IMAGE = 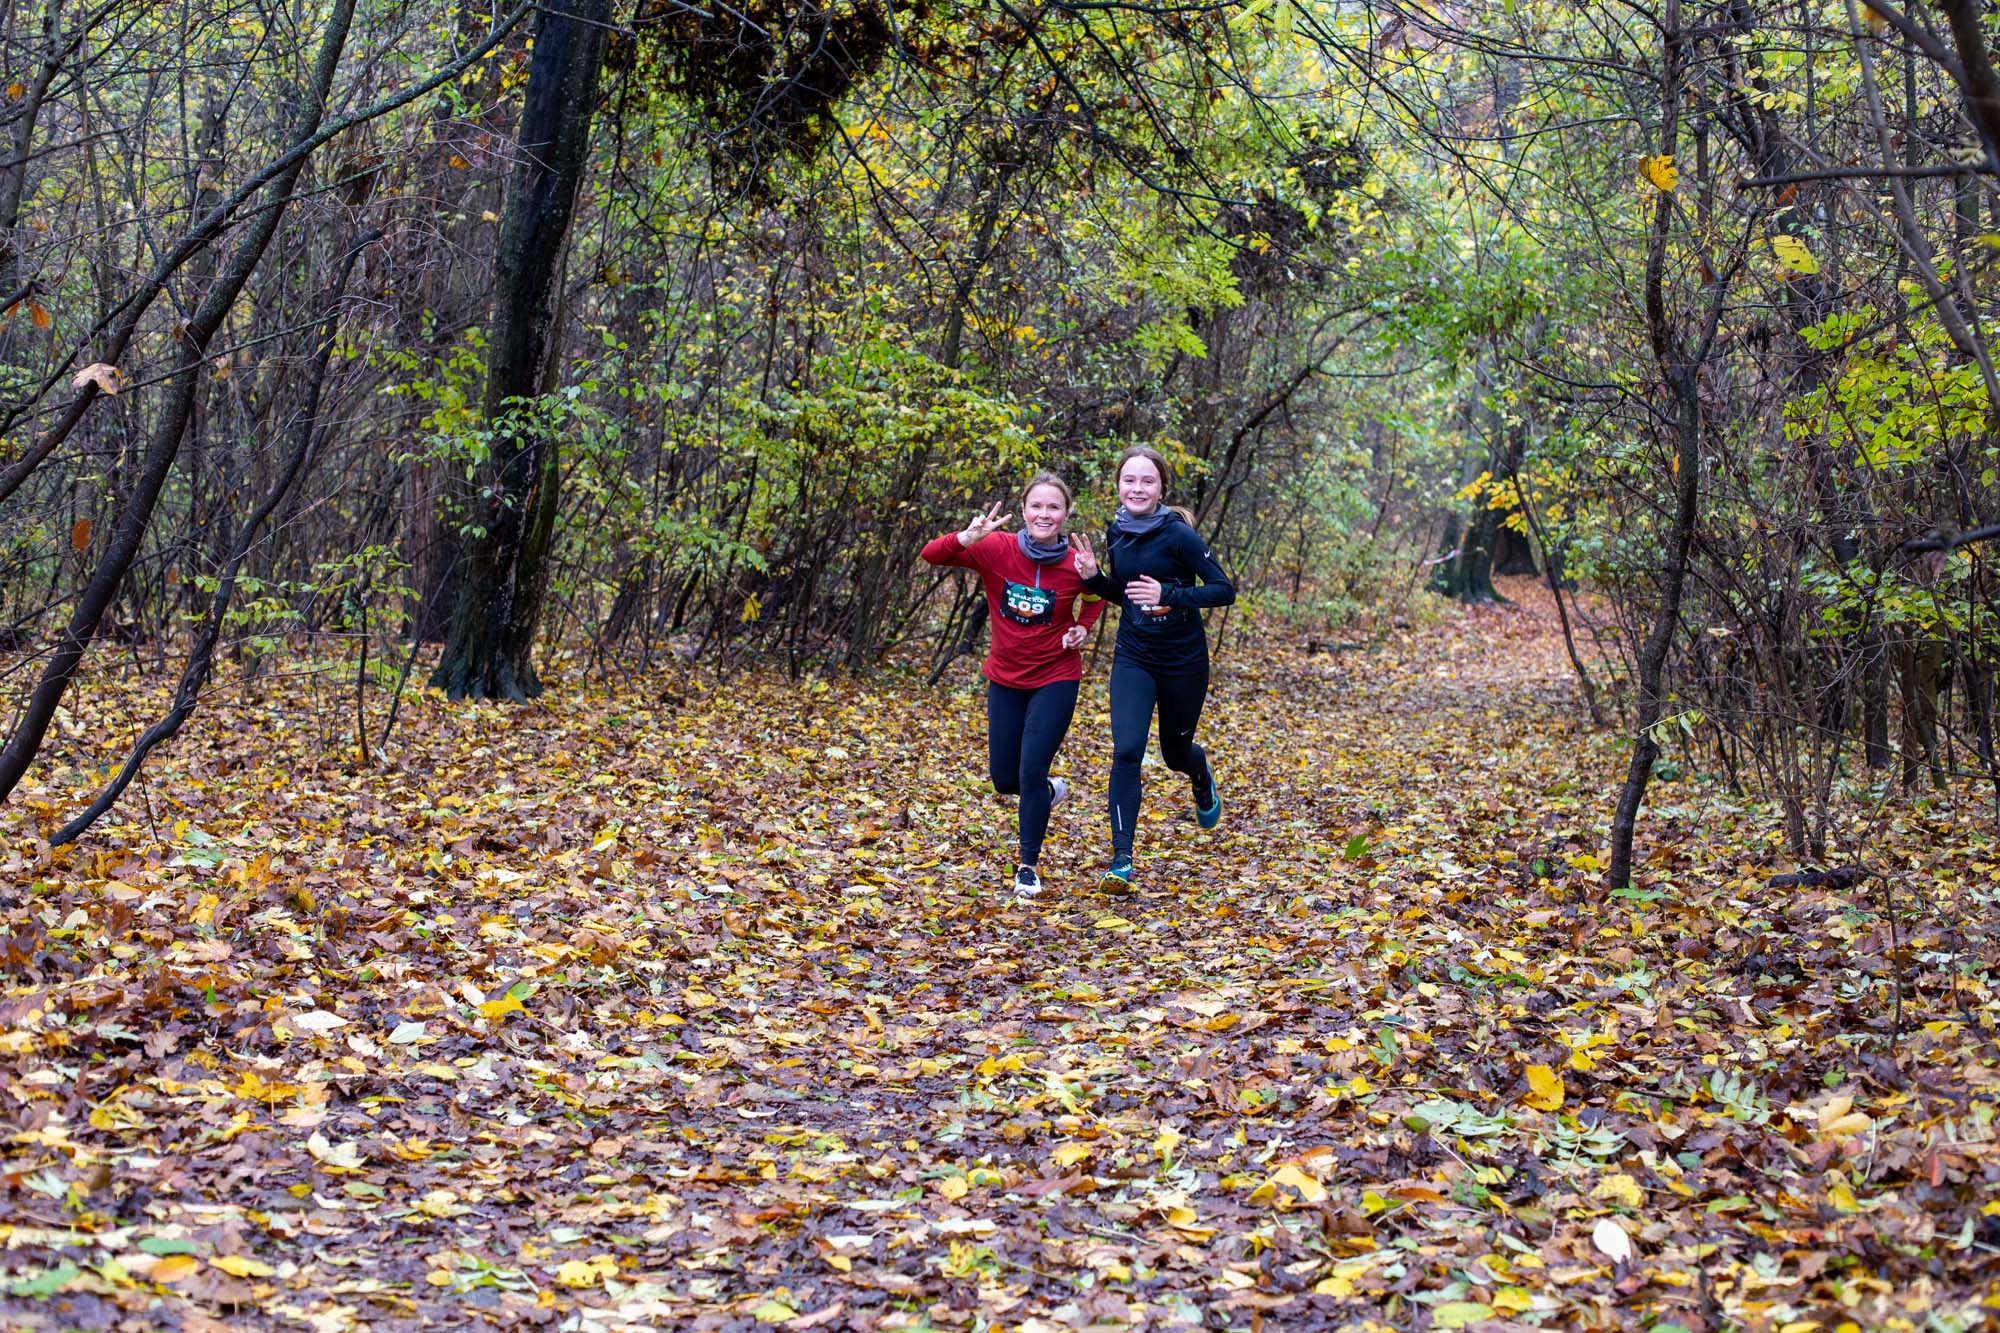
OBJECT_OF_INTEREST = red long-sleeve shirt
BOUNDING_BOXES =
[921,533,1105,689]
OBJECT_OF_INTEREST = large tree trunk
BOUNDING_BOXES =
[1431,367,1524,604]
[429,0,612,700]
[1490,523,1538,577]
[0,0,356,801]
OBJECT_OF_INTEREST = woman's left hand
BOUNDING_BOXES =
[1061,624,1088,650]
[1071,532,1098,579]
[1125,575,1164,606]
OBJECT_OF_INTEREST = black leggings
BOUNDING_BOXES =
[1108,658,1209,858]
[987,678,1080,866]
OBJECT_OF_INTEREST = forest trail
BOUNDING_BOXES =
[3,584,1996,1331]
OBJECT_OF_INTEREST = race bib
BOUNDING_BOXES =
[1002,581,1055,626]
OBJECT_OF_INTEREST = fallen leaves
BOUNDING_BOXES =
[2,579,1997,1331]
[1591,1216,1635,1263]
[1522,1060,1565,1110]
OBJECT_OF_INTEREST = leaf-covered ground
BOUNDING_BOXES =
[4,579,1998,1332]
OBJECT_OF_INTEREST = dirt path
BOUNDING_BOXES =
[2,586,1995,1331]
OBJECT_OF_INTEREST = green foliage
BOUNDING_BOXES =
[1792,307,1989,473]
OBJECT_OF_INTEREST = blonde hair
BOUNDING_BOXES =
[1115,446,1195,525]
[1020,471,1073,512]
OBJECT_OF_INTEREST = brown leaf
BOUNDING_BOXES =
[70,518,91,551]
[70,362,126,395]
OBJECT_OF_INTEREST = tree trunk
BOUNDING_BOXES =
[429,0,611,700]
[1490,523,1538,576]
[1431,502,1501,602]
[1607,0,1705,891]
[1898,637,1946,790]
[1863,632,1892,768]
[1431,370,1521,603]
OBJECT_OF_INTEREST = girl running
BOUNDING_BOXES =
[922,474,1104,897]
[1073,446,1234,887]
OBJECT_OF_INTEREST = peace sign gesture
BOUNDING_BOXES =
[1071,530,1098,579]
[957,501,1011,547]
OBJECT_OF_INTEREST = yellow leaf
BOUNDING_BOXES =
[1522,1064,1565,1111]
[936,1175,969,1200]
[1092,916,1132,931]
[1053,1143,1094,1168]
[1639,154,1678,192]
[1591,1172,1644,1209]
[1828,1181,1862,1212]
[1267,1164,1327,1204]
[416,1189,466,1217]
[1494,1286,1534,1312]
[554,1255,618,1287]
[478,993,525,1021]
[210,1254,275,1278]
[1771,234,1820,275]
[1314,1274,1353,1296]
[152,1254,201,1284]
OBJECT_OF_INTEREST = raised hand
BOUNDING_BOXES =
[1071,531,1098,579]
[1126,574,1164,607]
[958,501,1011,547]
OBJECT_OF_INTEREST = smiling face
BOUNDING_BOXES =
[1118,457,1164,516]
[1022,482,1070,541]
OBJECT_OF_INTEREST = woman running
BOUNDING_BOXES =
[1073,445,1234,888]
[921,474,1104,897]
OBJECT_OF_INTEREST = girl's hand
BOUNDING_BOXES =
[1071,531,1098,579]
[1061,624,1088,650]
[1125,574,1164,606]
[958,502,1011,546]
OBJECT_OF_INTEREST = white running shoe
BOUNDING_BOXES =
[1013,865,1044,897]
[1049,776,1069,807]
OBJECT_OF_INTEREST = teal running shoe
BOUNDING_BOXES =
[1195,761,1222,830]
[1101,855,1135,888]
